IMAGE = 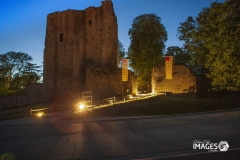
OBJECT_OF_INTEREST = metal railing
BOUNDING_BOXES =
[30,108,49,115]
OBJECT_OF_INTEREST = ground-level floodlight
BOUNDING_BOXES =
[37,112,44,117]
[79,103,85,111]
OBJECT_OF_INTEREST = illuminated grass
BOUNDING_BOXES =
[88,95,240,117]
[1,95,239,121]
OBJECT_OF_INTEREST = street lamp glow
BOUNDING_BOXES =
[79,103,85,110]
[37,112,43,117]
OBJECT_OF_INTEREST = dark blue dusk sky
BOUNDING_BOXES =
[0,0,224,66]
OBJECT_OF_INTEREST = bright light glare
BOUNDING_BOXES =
[37,112,43,117]
[79,103,85,110]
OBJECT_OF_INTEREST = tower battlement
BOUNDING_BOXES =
[101,0,112,4]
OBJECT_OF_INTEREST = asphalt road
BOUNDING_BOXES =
[0,109,240,160]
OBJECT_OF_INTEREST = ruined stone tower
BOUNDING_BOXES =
[43,0,118,98]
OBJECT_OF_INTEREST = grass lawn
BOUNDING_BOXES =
[1,94,239,121]
[87,95,240,117]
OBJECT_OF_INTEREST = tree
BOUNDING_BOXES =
[177,0,240,90]
[177,16,209,74]
[0,67,12,96]
[196,0,240,90]
[0,52,42,96]
[165,46,191,66]
[128,14,167,89]
[118,40,126,66]
[22,62,42,84]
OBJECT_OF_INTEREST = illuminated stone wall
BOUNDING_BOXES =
[85,67,136,101]
[43,0,118,98]
[152,65,196,94]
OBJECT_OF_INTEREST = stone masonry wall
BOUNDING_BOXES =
[85,67,136,101]
[152,65,196,94]
[43,0,118,97]
[0,83,48,109]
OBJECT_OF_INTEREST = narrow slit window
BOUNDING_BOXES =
[89,20,92,25]
[59,33,64,42]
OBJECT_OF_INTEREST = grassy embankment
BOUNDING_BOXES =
[0,94,239,121]
[88,95,239,117]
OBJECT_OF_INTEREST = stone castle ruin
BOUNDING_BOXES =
[152,65,196,94]
[43,0,134,100]
[0,0,197,109]
[0,0,136,109]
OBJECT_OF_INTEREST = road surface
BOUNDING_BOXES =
[0,109,240,159]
